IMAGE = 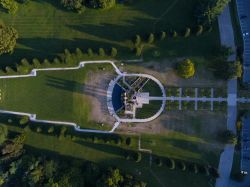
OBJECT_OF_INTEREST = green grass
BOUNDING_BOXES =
[0,64,113,130]
[3,124,214,187]
[141,79,163,96]
[0,0,220,67]
[136,100,162,119]
[141,133,221,166]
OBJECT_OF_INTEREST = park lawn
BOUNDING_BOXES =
[5,124,212,187]
[0,64,113,130]
[141,133,221,167]
[0,0,220,67]
[141,79,163,96]
[136,100,163,119]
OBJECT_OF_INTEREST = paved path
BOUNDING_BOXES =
[236,0,250,83]
[216,4,237,187]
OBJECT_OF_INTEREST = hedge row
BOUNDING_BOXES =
[132,25,212,56]
[153,156,219,178]
[0,47,118,76]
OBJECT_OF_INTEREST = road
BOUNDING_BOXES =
[236,0,250,83]
[216,4,237,187]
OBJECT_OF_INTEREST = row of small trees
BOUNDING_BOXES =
[0,47,118,75]
[133,25,207,56]
[154,157,219,178]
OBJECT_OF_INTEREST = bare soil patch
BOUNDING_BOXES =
[83,70,117,126]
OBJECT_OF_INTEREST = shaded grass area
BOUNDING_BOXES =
[3,123,214,187]
[0,0,220,67]
[141,79,163,96]
[0,64,113,130]
[136,100,162,119]
[141,133,221,166]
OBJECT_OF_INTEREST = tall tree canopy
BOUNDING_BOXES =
[195,0,230,25]
[0,24,18,55]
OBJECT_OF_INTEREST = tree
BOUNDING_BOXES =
[60,0,85,13]
[0,24,18,55]
[134,34,141,46]
[195,0,230,25]
[89,0,116,9]
[99,48,105,56]
[172,30,178,38]
[32,58,41,68]
[147,33,154,44]
[0,0,18,15]
[228,60,242,79]
[48,127,54,134]
[135,44,143,57]
[0,125,8,145]
[97,168,124,187]
[176,59,195,78]
[134,152,142,162]
[196,25,203,36]
[218,130,237,144]
[87,48,94,57]
[111,47,117,57]
[184,27,191,37]
[160,31,166,40]
[19,116,29,125]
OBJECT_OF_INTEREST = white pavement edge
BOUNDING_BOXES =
[0,60,122,134]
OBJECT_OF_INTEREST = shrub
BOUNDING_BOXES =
[147,33,154,44]
[53,57,61,65]
[99,48,105,56]
[93,136,99,143]
[48,126,54,134]
[135,44,143,57]
[160,31,166,40]
[172,31,178,38]
[125,137,131,146]
[43,59,51,67]
[134,34,141,46]
[36,127,42,133]
[111,47,117,57]
[184,27,191,37]
[176,59,195,79]
[5,66,15,74]
[61,0,85,13]
[156,158,162,167]
[21,58,29,66]
[179,161,186,171]
[196,25,203,36]
[75,48,83,58]
[167,159,175,170]
[32,58,41,68]
[87,48,94,57]
[218,130,237,144]
[19,116,29,125]
[134,152,142,162]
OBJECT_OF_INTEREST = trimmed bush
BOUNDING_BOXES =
[111,47,117,57]
[48,126,54,134]
[147,33,154,44]
[196,25,203,36]
[134,34,141,46]
[135,44,143,57]
[87,48,94,57]
[160,31,166,40]
[32,58,41,68]
[125,137,131,146]
[98,48,105,56]
[167,158,175,170]
[184,27,191,37]
[172,31,178,38]
[19,116,29,125]
[36,127,42,133]
[156,158,162,167]
[134,152,142,162]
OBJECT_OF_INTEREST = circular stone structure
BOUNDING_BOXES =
[107,73,166,123]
